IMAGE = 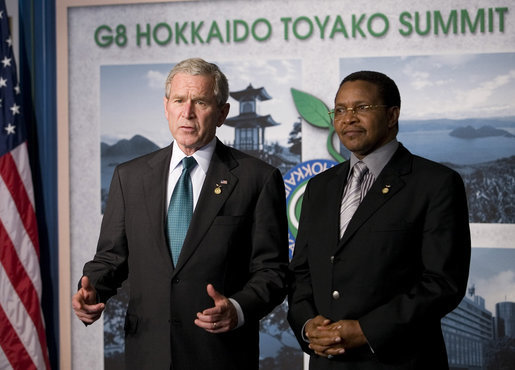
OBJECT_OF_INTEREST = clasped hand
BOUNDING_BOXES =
[305,315,367,357]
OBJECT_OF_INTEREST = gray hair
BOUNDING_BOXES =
[165,58,229,106]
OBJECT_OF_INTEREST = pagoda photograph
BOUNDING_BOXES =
[225,83,301,175]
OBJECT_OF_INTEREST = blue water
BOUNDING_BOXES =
[397,129,515,165]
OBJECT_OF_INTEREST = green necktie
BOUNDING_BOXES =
[167,156,197,266]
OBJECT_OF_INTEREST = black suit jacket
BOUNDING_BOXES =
[288,144,470,370]
[83,139,288,370]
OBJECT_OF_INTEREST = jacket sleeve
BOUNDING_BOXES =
[230,168,289,322]
[287,179,318,354]
[359,169,471,355]
[82,165,129,303]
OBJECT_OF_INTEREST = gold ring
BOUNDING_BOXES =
[212,322,217,329]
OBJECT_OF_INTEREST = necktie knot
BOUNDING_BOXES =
[182,156,197,172]
[352,161,368,182]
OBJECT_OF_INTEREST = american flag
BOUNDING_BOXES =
[0,1,51,369]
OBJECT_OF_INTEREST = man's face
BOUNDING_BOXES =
[333,80,399,159]
[164,73,230,155]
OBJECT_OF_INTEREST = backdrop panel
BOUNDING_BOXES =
[58,1,515,369]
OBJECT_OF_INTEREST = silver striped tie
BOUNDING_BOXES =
[340,161,368,238]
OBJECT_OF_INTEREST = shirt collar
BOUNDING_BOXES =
[170,137,217,175]
[349,139,399,179]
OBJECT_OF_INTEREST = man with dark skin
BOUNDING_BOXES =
[288,71,470,369]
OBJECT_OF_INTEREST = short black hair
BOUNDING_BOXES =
[339,71,401,108]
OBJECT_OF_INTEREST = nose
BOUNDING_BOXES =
[342,109,358,124]
[182,101,195,118]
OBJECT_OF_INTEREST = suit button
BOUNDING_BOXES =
[172,278,180,284]
[330,256,335,264]
[332,290,340,300]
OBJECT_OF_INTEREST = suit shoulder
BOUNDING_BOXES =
[406,155,467,194]
[411,154,462,178]
[224,145,279,174]
[306,161,345,185]
[115,146,170,172]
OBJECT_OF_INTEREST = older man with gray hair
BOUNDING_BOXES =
[73,58,288,370]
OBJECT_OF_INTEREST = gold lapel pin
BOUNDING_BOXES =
[214,184,222,195]
[382,185,391,194]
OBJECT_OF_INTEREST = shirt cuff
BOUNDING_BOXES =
[301,319,311,342]
[229,298,245,329]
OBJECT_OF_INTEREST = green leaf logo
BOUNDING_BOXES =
[290,88,345,163]
[291,88,332,128]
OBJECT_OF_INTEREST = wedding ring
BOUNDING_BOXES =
[212,322,217,329]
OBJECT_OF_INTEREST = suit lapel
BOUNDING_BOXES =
[173,140,238,273]
[143,145,174,271]
[338,145,413,249]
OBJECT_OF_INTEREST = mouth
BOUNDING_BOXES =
[178,125,196,132]
[342,129,365,136]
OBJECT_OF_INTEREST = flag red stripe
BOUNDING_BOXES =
[0,220,50,369]
[0,304,37,370]
[0,152,39,257]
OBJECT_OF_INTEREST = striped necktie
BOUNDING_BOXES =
[340,161,368,238]
[167,156,197,266]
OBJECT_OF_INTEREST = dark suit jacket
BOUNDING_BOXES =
[288,144,471,370]
[83,139,288,370]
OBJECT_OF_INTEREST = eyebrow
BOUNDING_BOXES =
[334,100,370,106]
[170,93,213,102]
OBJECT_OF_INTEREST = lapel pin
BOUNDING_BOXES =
[220,179,228,185]
[382,185,391,194]
[214,184,222,195]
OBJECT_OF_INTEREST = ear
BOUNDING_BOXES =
[163,96,170,120]
[217,103,230,127]
[387,106,400,128]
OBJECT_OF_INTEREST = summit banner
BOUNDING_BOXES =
[92,7,509,48]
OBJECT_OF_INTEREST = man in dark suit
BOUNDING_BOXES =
[288,71,471,369]
[72,58,288,370]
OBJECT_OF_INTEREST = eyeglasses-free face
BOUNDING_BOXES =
[164,73,230,156]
